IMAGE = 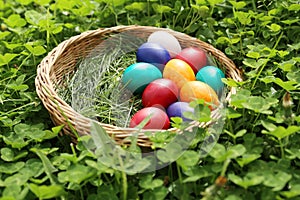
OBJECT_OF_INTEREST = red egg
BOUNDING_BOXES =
[175,47,207,74]
[142,78,179,109]
[129,107,170,129]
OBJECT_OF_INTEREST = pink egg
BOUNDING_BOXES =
[129,107,170,129]
[142,78,179,109]
[175,47,207,74]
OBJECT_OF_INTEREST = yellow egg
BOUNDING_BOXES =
[180,81,219,110]
[163,59,195,89]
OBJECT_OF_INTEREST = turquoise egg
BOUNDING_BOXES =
[122,62,162,94]
[196,66,225,96]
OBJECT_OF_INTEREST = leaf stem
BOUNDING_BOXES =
[122,171,128,200]
[279,139,285,158]
[70,143,78,163]
[251,0,257,12]
[176,163,187,198]
[118,154,128,200]
[251,31,284,90]
[221,159,231,177]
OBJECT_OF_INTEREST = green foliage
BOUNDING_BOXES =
[0,0,299,199]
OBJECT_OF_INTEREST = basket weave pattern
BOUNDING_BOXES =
[35,25,243,147]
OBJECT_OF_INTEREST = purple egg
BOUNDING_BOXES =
[167,102,194,121]
[136,42,171,71]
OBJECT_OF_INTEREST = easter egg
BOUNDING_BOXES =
[180,81,219,109]
[163,59,195,89]
[196,66,225,97]
[147,31,182,58]
[175,47,207,74]
[142,78,179,108]
[167,102,194,121]
[122,62,162,94]
[136,42,171,71]
[129,107,170,129]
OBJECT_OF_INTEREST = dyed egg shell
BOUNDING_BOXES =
[136,42,171,71]
[147,31,182,58]
[163,59,195,89]
[196,66,225,97]
[180,81,219,109]
[122,62,162,94]
[167,102,194,121]
[175,47,207,74]
[142,78,179,109]
[129,107,170,129]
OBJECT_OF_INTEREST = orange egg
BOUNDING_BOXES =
[180,81,219,109]
[163,59,195,89]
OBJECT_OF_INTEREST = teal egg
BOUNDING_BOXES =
[196,66,225,96]
[122,62,162,94]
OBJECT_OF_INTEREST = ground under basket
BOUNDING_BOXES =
[35,25,243,147]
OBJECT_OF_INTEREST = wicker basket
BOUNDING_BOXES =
[35,25,243,147]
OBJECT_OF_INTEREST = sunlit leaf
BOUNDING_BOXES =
[267,23,281,32]
[228,172,264,189]
[0,53,19,66]
[29,184,66,199]
[16,0,33,5]
[246,51,260,59]
[3,14,27,28]
[125,2,147,11]
[58,164,96,184]
[236,154,261,167]
[24,44,47,56]
[0,162,25,174]
[176,150,200,170]
[273,78,297,91]
[25,10,44,25]
[281,184,300,198]
[207,0,224,6]
[262,126,300,140]
[229,1,247,10]
[243,58,268,68]
[139,174,163,190]
[0,31,11,40]
[235,11,252,25]
[263,171,292,191]
[288,4,300,11]
[152,3,172,13]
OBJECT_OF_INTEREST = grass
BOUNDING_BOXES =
[59,36,144,127]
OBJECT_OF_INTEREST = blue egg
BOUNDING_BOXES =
[196,66,225,97]
[167,102,194,121]
[136,42,171,71]
[122,62,162,94]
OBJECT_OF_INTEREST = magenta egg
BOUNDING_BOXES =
[167,102,194,121]
[142,78,179,109]
[175,47,207,74]
[136,42,171,71]
[129,107,170,129]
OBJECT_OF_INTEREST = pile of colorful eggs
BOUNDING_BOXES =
[121,31,225,130]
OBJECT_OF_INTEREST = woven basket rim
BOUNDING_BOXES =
[35,25,243,147]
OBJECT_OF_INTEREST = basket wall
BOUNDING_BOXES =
[35,25,243,147]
